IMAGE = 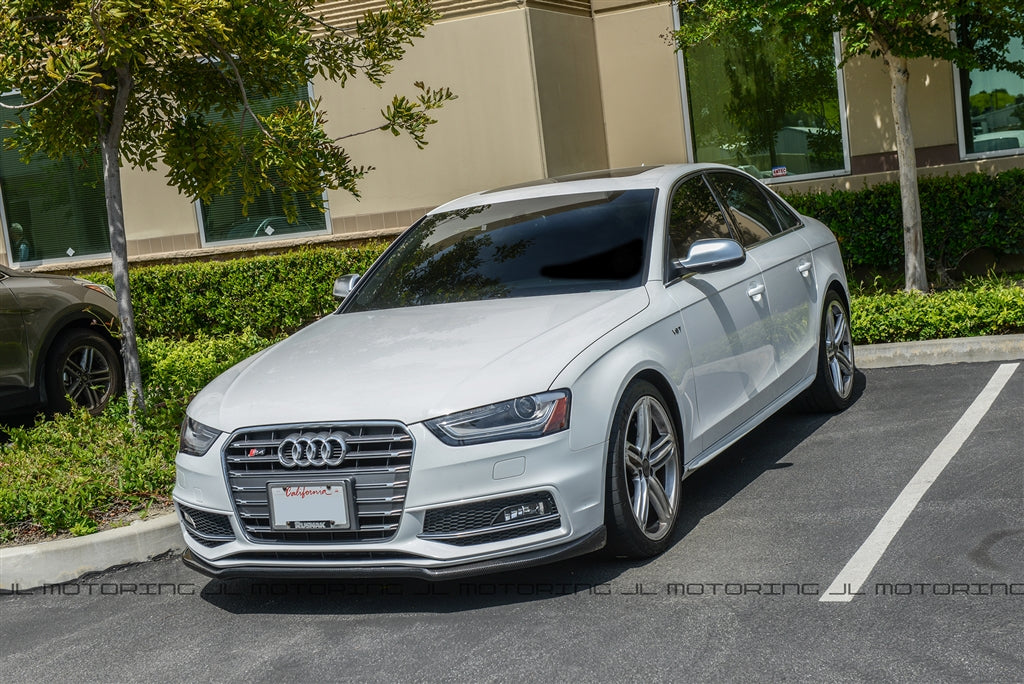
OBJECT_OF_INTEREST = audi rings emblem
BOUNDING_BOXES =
[278,432,349,468]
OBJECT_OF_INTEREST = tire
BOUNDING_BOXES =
[604,379,682,558]
[803,290,855,412]
[45,328,123,415]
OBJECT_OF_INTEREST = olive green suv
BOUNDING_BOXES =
[0,264,122,416]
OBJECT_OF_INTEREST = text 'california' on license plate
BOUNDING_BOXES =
[268,481,352,530]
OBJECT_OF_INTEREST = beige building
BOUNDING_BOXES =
[2,0,1022,270]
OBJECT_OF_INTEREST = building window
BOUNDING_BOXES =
[678,19,848,181]
[198,84,330,245]
[1,94,110,266]
[956,32,1024,157]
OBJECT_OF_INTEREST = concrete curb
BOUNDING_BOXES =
[1,514,183,591]
[855,334,1023,368]
[1,335,1020,590]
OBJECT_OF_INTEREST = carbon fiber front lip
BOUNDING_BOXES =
[181,526,606,582]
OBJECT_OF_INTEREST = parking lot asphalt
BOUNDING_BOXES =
[0,338,1021,682]
[1,334,1021,591]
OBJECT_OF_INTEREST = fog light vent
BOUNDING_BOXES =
[420,492,560,546]
[178,503,236,548]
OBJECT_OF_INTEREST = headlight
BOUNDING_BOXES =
[73,277,115,300]
[425,390,570,446]
[179,416,222,456]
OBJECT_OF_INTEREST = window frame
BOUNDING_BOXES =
[663,171,738,283]
[672,16,853,184]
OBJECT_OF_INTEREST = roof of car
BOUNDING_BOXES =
[430,163,734,214]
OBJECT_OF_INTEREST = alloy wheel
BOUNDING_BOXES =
[824,299,854,399]
[622,395,680,541]
[62,343,114,409]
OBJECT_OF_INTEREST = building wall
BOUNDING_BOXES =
[120,160,202,256]
[319,6,549,228]
[843,52,961,173]
[593,3,689,168]
[529,8,609,176]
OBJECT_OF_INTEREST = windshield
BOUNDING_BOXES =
[346,189,656,312]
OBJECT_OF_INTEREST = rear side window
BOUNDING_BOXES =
[769,193,802,231]
[707,172,784,247]
[666,176,733,262]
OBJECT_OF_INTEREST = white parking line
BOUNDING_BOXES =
[820,362,1020,603]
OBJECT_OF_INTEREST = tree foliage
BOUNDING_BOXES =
[674,1,1024,73]
[0,0,455,417]
[673,1,1024,292]
[1,0,453,213]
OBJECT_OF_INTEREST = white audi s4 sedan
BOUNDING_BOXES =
[174,164,856,580]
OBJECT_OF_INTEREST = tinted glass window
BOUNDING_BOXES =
[956,27,1023,157]
[768,193,802,230]
[1,93,110,264]
[667,176,733,262]
[198,83,328,244]
[679,13,846,179]
[347,190,655,312]
[707,173,783,246]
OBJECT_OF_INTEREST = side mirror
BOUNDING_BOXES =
[332,273,361,302]
[672,238,745,276]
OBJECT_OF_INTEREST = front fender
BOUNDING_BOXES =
[554,290,697,462]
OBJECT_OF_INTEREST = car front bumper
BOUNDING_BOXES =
[180,526,607,581]
[173,423,608,580]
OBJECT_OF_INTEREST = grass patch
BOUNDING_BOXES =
[0,331,281,544]
[0,400,179,543]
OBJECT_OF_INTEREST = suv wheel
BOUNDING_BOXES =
[45,328,123,415]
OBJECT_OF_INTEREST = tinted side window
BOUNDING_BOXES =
[769,193,802,231]
[708,173,783,246]
[667,176,733,263]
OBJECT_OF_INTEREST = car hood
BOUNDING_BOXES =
[190,289,649,431]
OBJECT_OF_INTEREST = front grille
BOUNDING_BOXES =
[421,492,561,546]
[224,422,413,544]
[178,503,235,548]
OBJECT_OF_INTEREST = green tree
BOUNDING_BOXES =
[673,1,1024,292]
[0,0,455,418]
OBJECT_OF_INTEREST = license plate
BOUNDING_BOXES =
[268,481,352,530]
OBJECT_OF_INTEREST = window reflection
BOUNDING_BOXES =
[957,30,1024,156]
[680,18,846,179]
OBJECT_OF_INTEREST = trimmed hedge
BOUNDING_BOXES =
[785,169,1024,273]
[84,244,386,339]
[78,240,1022,348]
[138,330,281,403]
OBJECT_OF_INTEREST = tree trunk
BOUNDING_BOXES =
[887,55,929,292]
[99,67,146,419]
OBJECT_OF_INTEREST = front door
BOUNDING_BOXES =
[664,174,776,455]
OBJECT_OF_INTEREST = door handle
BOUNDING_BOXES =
[798,260,813,278]
[747,282,765,301]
